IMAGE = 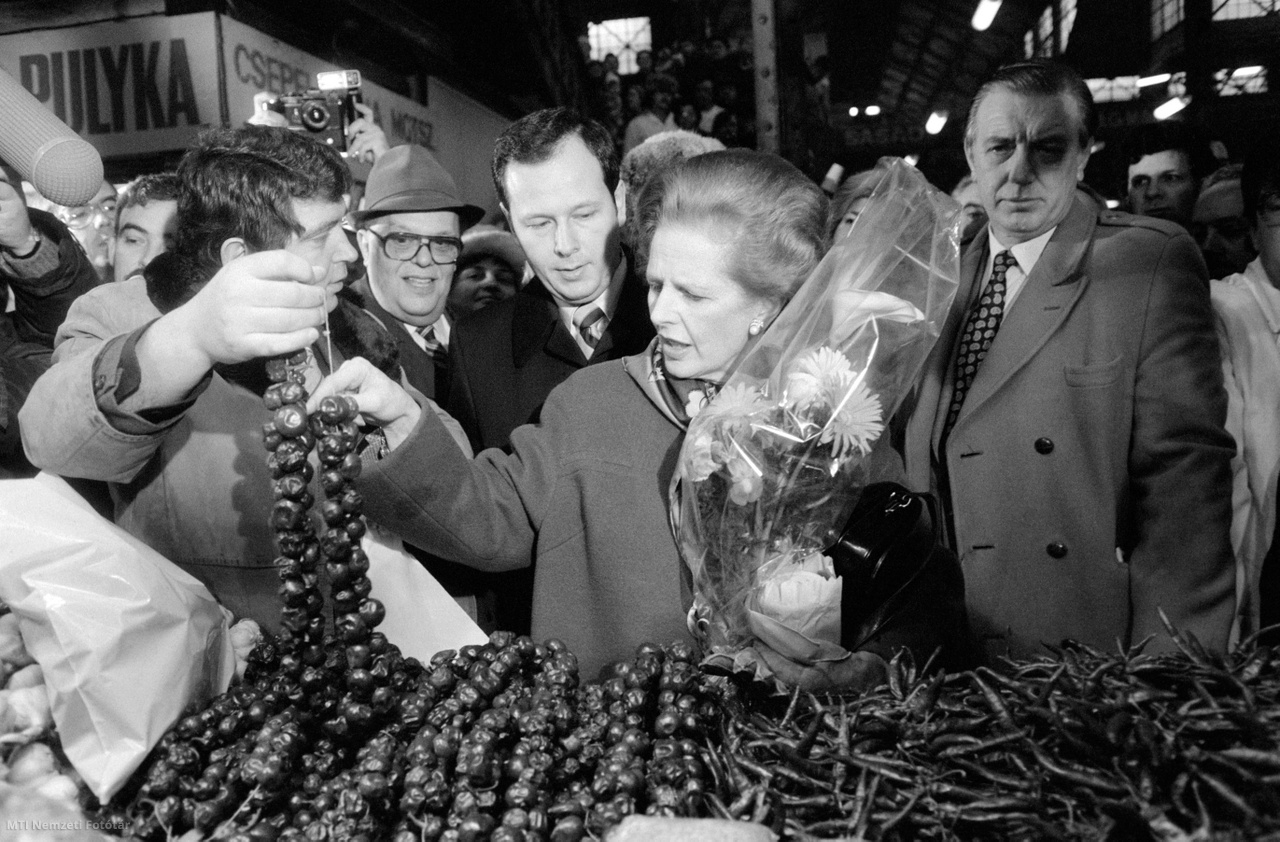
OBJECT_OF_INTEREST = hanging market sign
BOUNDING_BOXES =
[0,14,220,157]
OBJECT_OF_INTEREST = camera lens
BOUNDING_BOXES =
[301,103,331,131]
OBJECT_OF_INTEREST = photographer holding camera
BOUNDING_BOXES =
[249,71,389,167]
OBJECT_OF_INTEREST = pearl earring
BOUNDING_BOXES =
[748,317,764,336]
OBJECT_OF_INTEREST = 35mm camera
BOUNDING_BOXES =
[259,70,363,152]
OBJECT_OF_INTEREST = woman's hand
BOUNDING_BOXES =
[308,358,422,449]
[753,645,889,694]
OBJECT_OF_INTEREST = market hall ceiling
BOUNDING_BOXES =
[0,0,1173,135]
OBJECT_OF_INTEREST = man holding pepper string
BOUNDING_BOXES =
[20,127,465,628]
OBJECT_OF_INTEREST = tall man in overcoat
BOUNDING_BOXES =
[901,61,1236,662]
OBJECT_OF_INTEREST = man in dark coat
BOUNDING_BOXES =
[0,162,98,477]
[901,61,1235,663]
[446,108,656,634]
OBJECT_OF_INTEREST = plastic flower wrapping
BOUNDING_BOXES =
[672,158,961,672]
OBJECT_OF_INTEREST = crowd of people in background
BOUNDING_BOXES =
[2,53,1278,688]
[582,36,757,154]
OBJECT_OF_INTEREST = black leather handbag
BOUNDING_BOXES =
[825,482,978,672]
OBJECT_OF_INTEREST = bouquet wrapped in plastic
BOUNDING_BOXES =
[673,158,961,670]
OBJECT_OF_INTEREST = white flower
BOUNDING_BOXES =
[785,347,855,412]
[726,452,764,505]
[683,428,723,482]
[685,389,712,419]
[822,379,884,459]
[700,383,766,435]
[750,552,842,647]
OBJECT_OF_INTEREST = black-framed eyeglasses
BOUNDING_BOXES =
[367,230,462,264]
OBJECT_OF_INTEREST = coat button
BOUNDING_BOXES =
[1035,437,1054,454]
[1047,542,1068,559]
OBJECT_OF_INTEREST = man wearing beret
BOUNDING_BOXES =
[348,145,485,404]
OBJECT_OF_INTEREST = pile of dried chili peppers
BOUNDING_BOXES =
[707,620,1280,840]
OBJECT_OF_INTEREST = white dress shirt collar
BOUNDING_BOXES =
[559,254,628,355]
[985,226,1056,310]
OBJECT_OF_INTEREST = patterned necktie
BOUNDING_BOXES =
[943,250,1016,438]
[576,307,607,350]
[416,324,447,365]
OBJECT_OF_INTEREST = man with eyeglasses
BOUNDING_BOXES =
[1211,143,1280,644]
[46,179,118,284]
[349,145,484,405]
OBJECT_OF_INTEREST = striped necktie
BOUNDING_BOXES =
[416,324,447,365]
[575,307,607,350]
[943,250,1015,438]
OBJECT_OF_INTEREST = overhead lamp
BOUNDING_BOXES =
[925,110,948,135]
[865,105,882,116]
[1137,73,1172,88]
[848,106,859,117]
[1232,66,1263,78]
[971,0,1002,32]
[904,154,920,167]
[1153,96,1188,120]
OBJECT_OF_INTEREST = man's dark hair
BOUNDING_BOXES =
[1242,140,1280,223]
[491,108,619,208]
[1123,122,1216,181]
[115,172,180,234]
[175,126,351,280]
[965,59,1096,151]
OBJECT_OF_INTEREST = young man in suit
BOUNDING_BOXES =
[446,108,655,634]
[349,145,484,404]
[901,60,1235,663]
[447,108,654,455]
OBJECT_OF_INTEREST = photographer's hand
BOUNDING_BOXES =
[346,103,390,165]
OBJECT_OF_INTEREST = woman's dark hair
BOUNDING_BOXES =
[491,108,619,207]
[175,126,351,281]
[632,149,828,306]
[827,167,888,242]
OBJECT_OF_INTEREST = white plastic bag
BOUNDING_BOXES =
[0,473,235,802]
[363,526,488,662]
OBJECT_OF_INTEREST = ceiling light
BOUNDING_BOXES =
[1231,66,1263,78]
[1105,199,1120,209]
[848,106,859,117]
[1137,73,1172,88]
[925,110,948,135]
[865,105,881,116]
[904,154,920,167]
[971,0,1002,32]
[1153,96,1187,120]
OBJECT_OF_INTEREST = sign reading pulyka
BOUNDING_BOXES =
[0,14,220,157]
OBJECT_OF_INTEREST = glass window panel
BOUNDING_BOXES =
[1213,0,1277,20]
[588,17,652,75]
